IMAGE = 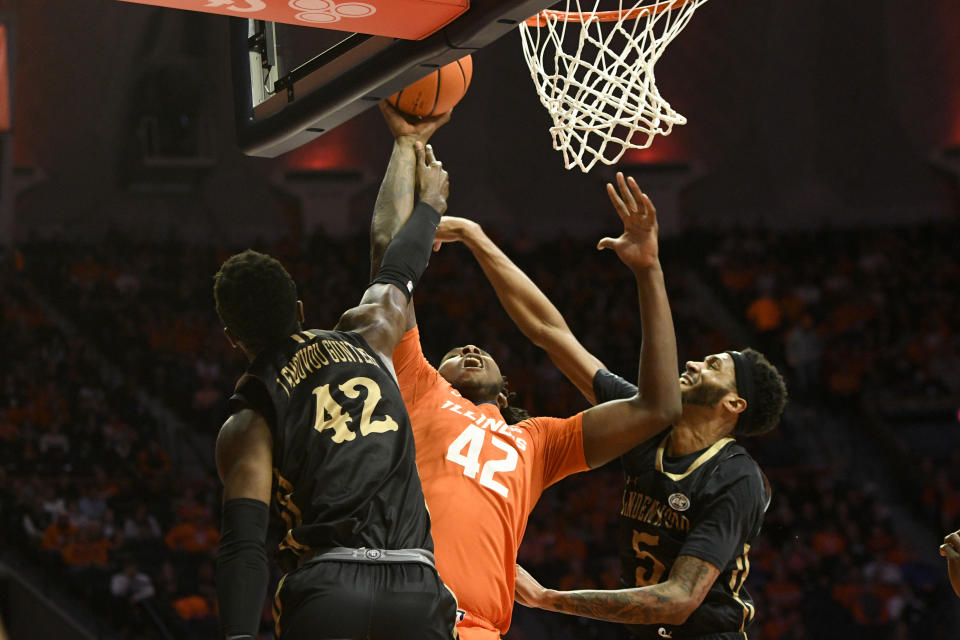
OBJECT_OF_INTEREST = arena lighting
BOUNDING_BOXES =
[282,128,356,172]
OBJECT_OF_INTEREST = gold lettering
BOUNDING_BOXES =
[315,343,330,366]
[620,491,691,533]
[294,352,307,381]
[301,350,315,375]
[343,342,362,362]
[322,340,340,363]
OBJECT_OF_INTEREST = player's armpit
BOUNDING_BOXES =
[336,285,409,363]
[215,409,273,504]
[580,396,676,469]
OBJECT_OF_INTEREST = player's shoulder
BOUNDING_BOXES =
[717,439,758,466]
[620,432,663,470]
[513,412,585,459]
[303,327,343,342]
[707,441,765,489]
[515,412,581,433]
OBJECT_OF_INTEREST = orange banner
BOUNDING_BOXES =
[117,0,469,40]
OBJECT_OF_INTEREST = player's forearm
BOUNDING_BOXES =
[464,225,603,397]
[370,139,417,277]
[463,226,567,345]
[540,582,691,626]
[215,499,270,639]
[632,261,682,423]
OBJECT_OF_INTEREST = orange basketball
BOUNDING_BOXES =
[387,55,473,118]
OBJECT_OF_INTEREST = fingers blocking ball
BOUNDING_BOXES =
[388,55,473,118]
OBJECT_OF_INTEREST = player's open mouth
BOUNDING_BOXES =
[680,373,694,384]
[462,355,484,369]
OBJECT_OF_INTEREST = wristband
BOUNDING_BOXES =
[216,498,269,640]
[371,201,441,301]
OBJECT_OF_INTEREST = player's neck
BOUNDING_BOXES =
[241,343,259,362]
[668,418,731,456]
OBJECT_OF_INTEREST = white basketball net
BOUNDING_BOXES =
[519,0,708,172]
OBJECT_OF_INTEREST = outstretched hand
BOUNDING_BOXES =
[942,529,960,560]
[432,216,479,252]
[597,172,659,271]
[415,142,449,215]
[514,564,549,609]
[379,101,451,145]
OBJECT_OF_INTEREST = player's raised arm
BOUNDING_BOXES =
[515,554,719,626]
[433,216,605,402]
[572,174,681,467]
[369,102,450,278]
[338,142,448,364]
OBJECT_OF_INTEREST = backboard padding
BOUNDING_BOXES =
[233,0,559,157]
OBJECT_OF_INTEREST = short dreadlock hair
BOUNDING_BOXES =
[733,348,787,437]
[499,375,530,425]
[213,250,298,354]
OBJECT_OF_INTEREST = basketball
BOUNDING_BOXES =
[387,55,473,118]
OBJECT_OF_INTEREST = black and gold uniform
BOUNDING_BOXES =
[231,329,457,640]
[595,369,769,640]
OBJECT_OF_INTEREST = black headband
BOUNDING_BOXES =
[726,350,757,433]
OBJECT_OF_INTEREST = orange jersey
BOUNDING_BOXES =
[394,327,590,635]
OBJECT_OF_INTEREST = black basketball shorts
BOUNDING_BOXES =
[273,559,458,640]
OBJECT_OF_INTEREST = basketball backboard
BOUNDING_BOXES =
[119,0,560,157]
[230,0,558,157]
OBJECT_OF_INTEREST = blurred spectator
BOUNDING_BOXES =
[164,507,218,555]
[123,502,163,542]
[42,513,75,553]
[77,484,108,523]
[3,221,958,640]
[110,557,157,636]
[110,558,156,603]
[784,314,821,399]
[137,439,172,476]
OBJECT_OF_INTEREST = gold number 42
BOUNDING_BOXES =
[312,377,398,443]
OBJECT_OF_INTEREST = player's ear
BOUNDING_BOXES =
[497,376,509,408]
[722,393,746,417]
[296,300,305,326]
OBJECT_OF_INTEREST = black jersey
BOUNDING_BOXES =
[594,369,769,640]
[230,329,433,572]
